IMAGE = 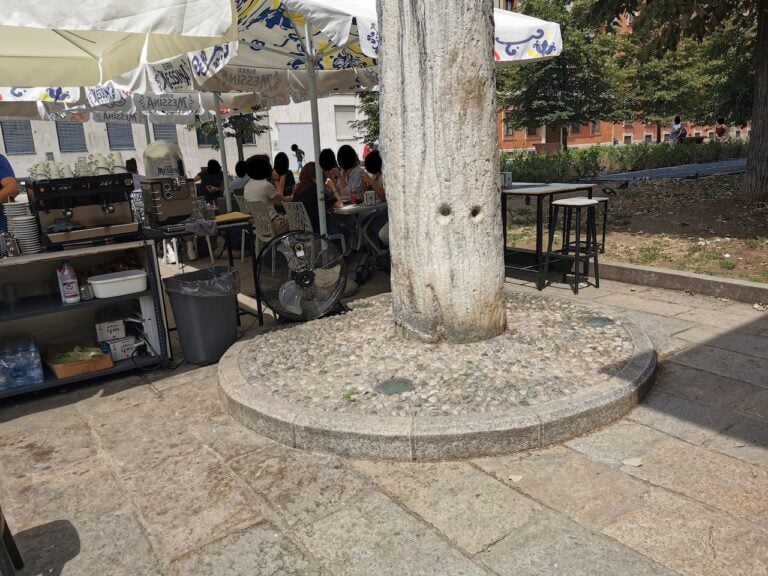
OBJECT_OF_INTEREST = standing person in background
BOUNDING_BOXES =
[0,154,20,233]
[715,117,728,139]
[125,158,143,191]
[670,116,685,144]
[291,144,305,171]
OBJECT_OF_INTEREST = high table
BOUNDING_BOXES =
[501,182,596,289]
[332,202,386,252]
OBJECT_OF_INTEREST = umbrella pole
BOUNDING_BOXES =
[305,21,327,235]
[144,116,152,144]
[214,92,233,212]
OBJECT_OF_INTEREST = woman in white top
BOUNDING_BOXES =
[243,155,289,234]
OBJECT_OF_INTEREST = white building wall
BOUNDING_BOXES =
[265,94,364,166]
[0,119,271,180]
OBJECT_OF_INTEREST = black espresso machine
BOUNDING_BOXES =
[28,174,139,245]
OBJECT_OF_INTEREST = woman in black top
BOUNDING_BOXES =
[194,159,224,204]
[273,152,295,197]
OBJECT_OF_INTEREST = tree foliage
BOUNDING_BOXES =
[497,0,618,148]
[587,0,767,203]
[350,91,380,145]
[190,112,268,161]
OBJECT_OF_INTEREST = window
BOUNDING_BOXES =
[526,126,539,137]
[334,105,357,140]
[504,0,514,10]
[0,120,35,155]
[55,121,87,153]
[591,120,601,135]
[570,125,581,135]
[735,130,742,138]
[106,122,135,150]
[196,127,218,147]
[663,133,671,142]
[623,135,632,145]
[623,121,633,128]
[694,132,701,138]
[708,131,715,140]
[152,123,178,144]
[503,112,514,137]
[644,134,653,143]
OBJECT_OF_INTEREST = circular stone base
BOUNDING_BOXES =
[219,293,656,461]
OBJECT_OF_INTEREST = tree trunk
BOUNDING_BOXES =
[745,0,768,203]
[236,133,245,162]
[561,125,568,151]
[379,0,506,343]
[656,122,662,143]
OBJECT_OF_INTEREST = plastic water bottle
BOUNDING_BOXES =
[57,260,81,304]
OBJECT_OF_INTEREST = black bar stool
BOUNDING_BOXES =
[545,197,600,294]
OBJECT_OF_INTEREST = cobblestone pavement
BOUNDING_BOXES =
[1,274,767,575]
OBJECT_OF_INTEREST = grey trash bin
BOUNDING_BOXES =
[164,266,239,365]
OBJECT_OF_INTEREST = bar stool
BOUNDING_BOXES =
[594,196,609,253]
[545,197,600,294]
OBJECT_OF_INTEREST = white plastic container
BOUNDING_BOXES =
[87,270,148,299]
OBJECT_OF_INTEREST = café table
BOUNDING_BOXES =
[501,182,596,289]
[332,202,387,252]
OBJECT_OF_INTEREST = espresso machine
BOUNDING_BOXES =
[29,174,138,245]
[140,140,197,229]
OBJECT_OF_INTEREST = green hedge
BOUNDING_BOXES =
[500,139,749,182]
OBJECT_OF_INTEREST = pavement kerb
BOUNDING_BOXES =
[598,260,768,304]
[217,312,657,462]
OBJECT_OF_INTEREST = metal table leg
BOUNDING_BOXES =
[535,195,544,290]
[501,192,508,250]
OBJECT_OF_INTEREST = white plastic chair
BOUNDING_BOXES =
[282,201,347,255]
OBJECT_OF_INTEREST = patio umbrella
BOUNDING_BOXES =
[0,0,237,86]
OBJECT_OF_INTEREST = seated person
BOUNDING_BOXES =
[363,150,388,248]
[225,160,250,205]
[194,159,224,204]
[326,144,365,202]
[273,152,295,197]
[318,148,340,193]
[292,162,348,242]
[243,155,289,234]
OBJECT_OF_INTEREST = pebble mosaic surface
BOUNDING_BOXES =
[238,293,635,417]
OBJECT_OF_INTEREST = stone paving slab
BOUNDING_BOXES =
[121,447,262,561]
[170,521,323,576]
[602,490,768,576]
[619,436,768,526]
[473,446,650,530]
[294,491,488,576]
[628,390,739,445]
[478,509,677,576]
[671,345,768,389]
[351,460,542,555]
[228,446,375,529]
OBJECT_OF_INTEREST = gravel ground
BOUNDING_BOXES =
[238,293,635,417]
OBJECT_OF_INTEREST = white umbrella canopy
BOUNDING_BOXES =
[0,0,237,86]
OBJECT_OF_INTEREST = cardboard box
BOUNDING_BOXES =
[95,319,125,342]
[103,336,139,362]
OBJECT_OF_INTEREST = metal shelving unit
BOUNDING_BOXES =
[0,239,170,399]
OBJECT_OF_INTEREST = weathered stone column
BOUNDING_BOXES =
[379,0,506,343]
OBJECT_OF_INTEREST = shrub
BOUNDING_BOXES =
[500,139,749,182]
